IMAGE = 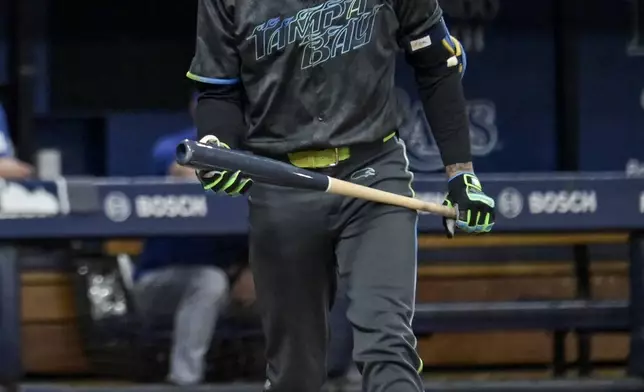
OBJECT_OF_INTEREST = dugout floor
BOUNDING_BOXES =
[5,370,644,392]
[6,379,644,392]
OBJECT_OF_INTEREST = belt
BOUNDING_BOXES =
[287,132,397,169]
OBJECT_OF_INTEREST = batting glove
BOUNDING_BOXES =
[442,172,495,237]
[196,135,253,197]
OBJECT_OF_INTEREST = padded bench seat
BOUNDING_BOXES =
[413,300,630,334]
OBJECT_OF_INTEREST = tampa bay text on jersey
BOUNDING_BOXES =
[246,0,383,69]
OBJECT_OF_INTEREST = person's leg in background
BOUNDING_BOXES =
[134,266,229,385]
[335,140,424,391]
[170,266,229,385]
[248,183,337,392]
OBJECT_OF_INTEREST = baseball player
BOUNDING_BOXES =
[186,0,496,390]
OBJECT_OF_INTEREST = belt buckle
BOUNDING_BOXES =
[328,148,340,167]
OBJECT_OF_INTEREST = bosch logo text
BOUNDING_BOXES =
[528,191,597,215]
[135,195,208,218]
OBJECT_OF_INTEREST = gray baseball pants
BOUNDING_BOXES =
[249,137,424,392]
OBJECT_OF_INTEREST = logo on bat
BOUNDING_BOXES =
[350,167,376,180]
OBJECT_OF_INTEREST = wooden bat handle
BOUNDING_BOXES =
[327,177,457,219]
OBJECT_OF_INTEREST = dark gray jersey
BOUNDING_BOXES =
[188,0,443,154]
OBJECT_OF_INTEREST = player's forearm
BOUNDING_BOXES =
[194,82,246,148]
[445,162,474,178]
[414,66,472,171]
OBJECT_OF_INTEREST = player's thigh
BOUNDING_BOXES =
[336,137,417,301]
[337,205,418,320]
[248,183,336,311]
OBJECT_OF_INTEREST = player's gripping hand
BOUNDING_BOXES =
[195,135,253,197]
[442,172,495,238]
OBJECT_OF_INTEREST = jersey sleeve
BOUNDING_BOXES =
[394,0,444,53]
[187,0,240,85]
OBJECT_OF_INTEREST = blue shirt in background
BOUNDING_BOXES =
[135,128,243,280]
[149,128,196,176]
[0,104,15,158]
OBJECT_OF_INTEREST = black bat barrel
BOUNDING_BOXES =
[176,139,330,191]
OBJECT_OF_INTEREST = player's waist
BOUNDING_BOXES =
[261,131,398,169]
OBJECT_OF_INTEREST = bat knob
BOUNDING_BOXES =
[175,140,194,166]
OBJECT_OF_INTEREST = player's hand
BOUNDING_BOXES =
[442,172,495,237]
[195,135,253,197]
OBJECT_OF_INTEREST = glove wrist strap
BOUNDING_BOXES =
[448,171,475,182]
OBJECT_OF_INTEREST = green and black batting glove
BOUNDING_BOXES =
[195,135,253,197]
[442,172,495,238]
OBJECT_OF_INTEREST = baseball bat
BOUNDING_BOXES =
[176,139,457,218]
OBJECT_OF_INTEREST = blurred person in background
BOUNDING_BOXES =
[133,94,246,386]
[0,103,34,179]
[151,93,200,178]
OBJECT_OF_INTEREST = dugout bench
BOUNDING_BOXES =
[413,234,631,374]
[0,173,643,392]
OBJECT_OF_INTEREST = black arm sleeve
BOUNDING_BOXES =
[407,47,472,166]
[194,82,246,149]
[188,0,246,148]
[395,0,472,166]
